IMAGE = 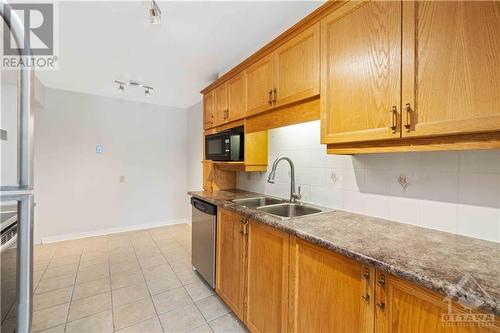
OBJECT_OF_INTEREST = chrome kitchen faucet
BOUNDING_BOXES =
[267,156,302,203]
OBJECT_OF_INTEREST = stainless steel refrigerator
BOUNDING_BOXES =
[1,4,35,333]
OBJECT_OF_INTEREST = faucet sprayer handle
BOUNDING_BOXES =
[292,186,302,202]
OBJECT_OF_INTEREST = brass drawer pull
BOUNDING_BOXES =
[390,106,397,134]
[362,294,370,304]
[268,90,273,105]
[377,302,385,311]
[404,103,411,132]
[361,268,369,280]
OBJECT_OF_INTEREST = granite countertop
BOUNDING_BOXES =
[189,189,500,315]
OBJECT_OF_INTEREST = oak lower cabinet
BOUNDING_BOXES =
[289,236,374,333]
[375,272,500,333]
[216,208,247,320]
[215,213,498,333]
[246,220,289,333]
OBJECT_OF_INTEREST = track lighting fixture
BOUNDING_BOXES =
[114,80,154,97]
[149,0,161,25]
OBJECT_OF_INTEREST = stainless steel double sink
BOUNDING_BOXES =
[231,196,327,220]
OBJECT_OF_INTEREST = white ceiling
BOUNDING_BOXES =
[36,1,324,109]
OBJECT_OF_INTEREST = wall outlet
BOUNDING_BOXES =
[96,145,103,154]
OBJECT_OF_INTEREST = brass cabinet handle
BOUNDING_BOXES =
[239,218,245,234]
[272,88,277,104]
[362,294,370,304]
[376,274,385,287]
[361,268,370,280]
[390,106,398,134]
[377,302,385,311]
[404,103,411,132]
[268,89,273,105]
[239,218,248,235]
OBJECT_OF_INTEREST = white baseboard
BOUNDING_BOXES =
[41,218,190,244]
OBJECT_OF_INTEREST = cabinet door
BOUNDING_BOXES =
[214,83,228,126]
[320,1,402,144]
[246,220,289,333]
[289,237,374,333]
[227,72,246,122]
[402,1,500,137]
[245,54,274,116]
[216,208,246,321]
[375,272,500,333]
[274,22,320,107]
[203,91,215,129]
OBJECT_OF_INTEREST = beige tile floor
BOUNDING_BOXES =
[19,224,248,333]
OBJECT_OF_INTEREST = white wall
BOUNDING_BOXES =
[237,121,500,243]
[34,88,189,243]
[186,102,203,220]
[1,82,18,186]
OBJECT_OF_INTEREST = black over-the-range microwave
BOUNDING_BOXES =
[205,126,244,161]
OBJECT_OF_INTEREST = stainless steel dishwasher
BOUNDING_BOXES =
[191,197,217,288]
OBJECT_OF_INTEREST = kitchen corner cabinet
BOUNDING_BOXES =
[320,1,402,144]
[401,1,500,138]
[288,236,374,333]
[203,91,215,129]
[375,272,500,333]
[246,220,289,333]
[216,208,247,320]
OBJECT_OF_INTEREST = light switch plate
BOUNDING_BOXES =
[0,129,7,141]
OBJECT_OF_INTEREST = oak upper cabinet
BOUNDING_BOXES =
[216,208,247,321]
[289,237,374,333]
[227,72,246,122]
[245,53,274,116]
[213,83,228,126]
[375,272,500,333]
[203,91,215,129]
[246,220,289,333]
[401,1,500,138]
[321,1,402,144]
[273,22,320,107]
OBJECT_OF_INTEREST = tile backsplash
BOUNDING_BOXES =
[236,121,500,243]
